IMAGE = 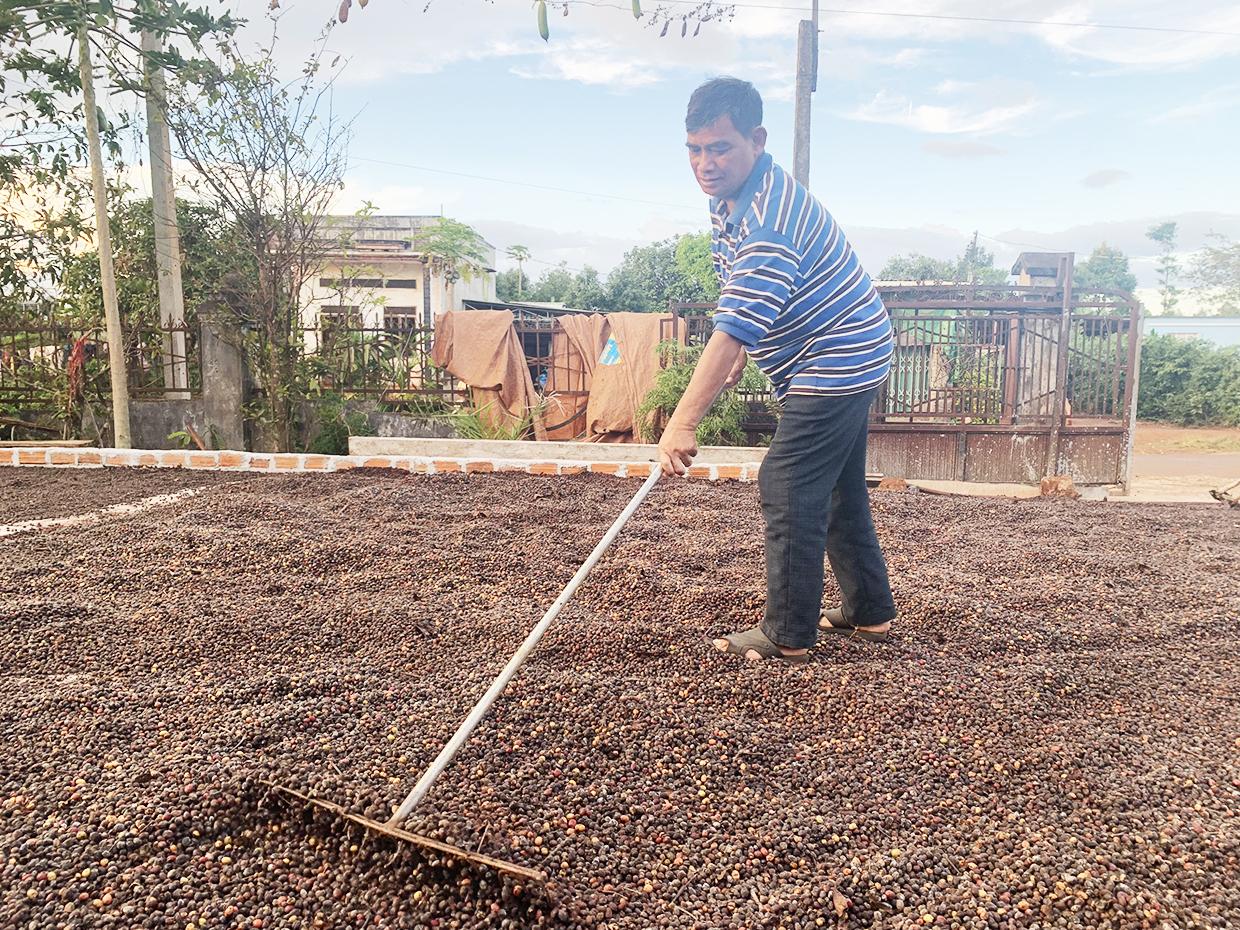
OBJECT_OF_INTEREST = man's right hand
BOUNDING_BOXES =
[658,424,699,477]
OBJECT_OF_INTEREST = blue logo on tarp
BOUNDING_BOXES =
[598,336,621,366]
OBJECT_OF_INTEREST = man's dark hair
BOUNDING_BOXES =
[686,77,763,135]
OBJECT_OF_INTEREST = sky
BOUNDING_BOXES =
[201,0,1239,298]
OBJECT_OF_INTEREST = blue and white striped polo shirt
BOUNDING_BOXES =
[710,153,893,398]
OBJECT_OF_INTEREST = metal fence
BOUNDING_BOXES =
[299,312,467,408]
[672,287,1138,428]
[0,312,200,418]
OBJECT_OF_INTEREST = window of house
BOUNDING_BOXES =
[386,279,418,289]
[319,277,383,288]
[319,305,363,330]
[384,308,420,335]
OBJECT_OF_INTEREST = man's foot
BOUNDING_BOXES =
[712,627,809,662]
[819,607,892,642]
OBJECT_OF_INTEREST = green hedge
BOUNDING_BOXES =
[1137,332,1240,426]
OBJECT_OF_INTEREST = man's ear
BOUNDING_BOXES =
[752,126,768,152]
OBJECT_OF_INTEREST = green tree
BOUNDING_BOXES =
[1137,333,1240,426]
[505,244,530,298]
[1074,242,1138,295]
[167,33,349,452]
[0,1,235,307]
[416,217,490,316]
[496,268,531,302]
[604,234,716,312]
[956,234,1007,284]
[1147,221,1180,315]
[563,266,610,310]
[878,254,958,282]
[606,239,681,312]
[1190,234,1240,317]
[527,262,576,303]
[672,232,720,303]
[59,195,248,330]
[879,240,1007,285]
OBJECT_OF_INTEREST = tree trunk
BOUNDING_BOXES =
[78,26,132,448]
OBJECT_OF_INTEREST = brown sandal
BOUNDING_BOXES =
[714,627,810,663]
[819,607,892,643]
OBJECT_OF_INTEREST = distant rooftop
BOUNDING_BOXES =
[319,214,496,251]
[1010,251,1072,277]
[462,298,593,316]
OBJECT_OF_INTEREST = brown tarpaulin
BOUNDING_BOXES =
[585,312,681,443]
[431,310,547,440]
[542,313,609,441]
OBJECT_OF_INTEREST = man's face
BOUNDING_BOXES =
[686,114,767,204]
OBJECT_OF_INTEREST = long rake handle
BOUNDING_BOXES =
[388,467,663,826]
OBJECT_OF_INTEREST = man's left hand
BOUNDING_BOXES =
[658,424,698,477]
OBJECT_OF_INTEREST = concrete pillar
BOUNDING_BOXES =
[200,314,246,451]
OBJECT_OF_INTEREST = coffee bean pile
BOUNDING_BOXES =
[1,469,1237,930]
[1,465,249,524]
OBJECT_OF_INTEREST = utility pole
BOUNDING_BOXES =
[78,26,132,448]
[966,230,980,284]
[142,27,190,400]
[792,0,819,187]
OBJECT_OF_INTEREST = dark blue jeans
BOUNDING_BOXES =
[758,388,896,649]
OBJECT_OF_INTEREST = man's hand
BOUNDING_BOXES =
[721,351,748,389]
[656,331,744,477]
[658,424,698,477]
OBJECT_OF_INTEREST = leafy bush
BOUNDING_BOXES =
[637,341,772,446]
[1137,333,1240,426]
[305,393,373,455]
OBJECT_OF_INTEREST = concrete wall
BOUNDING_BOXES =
[365,411,456,440]
[129,399,206,450]
[350,435,768,466]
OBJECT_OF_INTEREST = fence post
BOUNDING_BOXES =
[1044,254,1075,478]
[1120,297,1144,494]
[200,312,247,451]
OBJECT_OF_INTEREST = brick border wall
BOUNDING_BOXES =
[0,447,760,482]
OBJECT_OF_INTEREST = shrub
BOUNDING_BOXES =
[637,342,772,446]
[1137,333,1240,426]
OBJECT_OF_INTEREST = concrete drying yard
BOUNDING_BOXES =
[1,465,1238,930]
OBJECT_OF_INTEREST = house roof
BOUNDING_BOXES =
[462,299,594,317]
[318,214,497,252]
[1011,251,1072,276]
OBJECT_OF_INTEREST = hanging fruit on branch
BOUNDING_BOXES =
[335,1,734,39]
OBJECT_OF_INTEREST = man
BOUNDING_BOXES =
[657,77,897,662]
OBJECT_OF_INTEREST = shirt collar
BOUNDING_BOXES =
[709,152,773,228]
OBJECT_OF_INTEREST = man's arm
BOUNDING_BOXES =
[657,330,746,477]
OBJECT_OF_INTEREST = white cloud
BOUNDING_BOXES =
[509,39,664,89]
[848,83,1039,135]
[1153,84,1240,123]
[1033,2,1240,70]
[1081,169,1131,189]
[922,139,1005,158]
[331,181,444,215]
[472,219,651,274]
[249,0,1240,96]
[815,1,1239,69]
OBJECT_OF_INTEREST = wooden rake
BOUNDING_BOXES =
[266,468,663,881]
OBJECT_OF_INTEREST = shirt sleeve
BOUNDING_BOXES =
[711,230,800,349]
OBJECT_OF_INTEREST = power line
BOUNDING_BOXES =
[977,231,1066,252]
[351,156,702,213]
[815,5,1240,39]
[565,0,1240,39]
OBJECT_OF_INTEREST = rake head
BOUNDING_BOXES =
[262,781,545,883]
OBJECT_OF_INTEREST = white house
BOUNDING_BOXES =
[300,215,497,334]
